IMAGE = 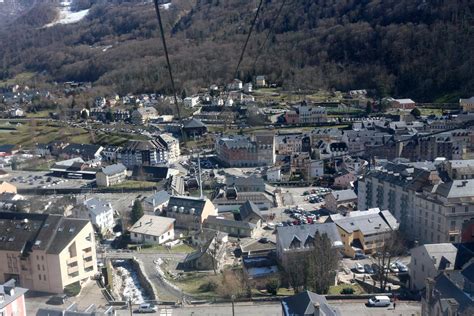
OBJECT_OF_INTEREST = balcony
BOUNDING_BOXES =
[84,260,94,269]
[82,248,93,258]
[66,257,77,265]
[67,265,79,275]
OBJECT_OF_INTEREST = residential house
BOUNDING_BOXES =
[392,98,416,110]
[460,96,474,112]
[0,181,17,194]
[236,200,264,228]
[290,152,311,180]
[182,232,226,271]
[143,190,170,214]
[166,196,218,231]
[284,110,299,125]
[228,79,243,91]
[184,96,200,108]
[0,145,17,157]
[333,168,356,189]
[120,140,169,167]
[243,82,253,93]
[255,76,266,88]
[422,262,474,316]
[131,107,159,124]
[204,215,259,238]
[276,223,343,269]
[78,198,115,234]
[324,189,357,213]
[182,118,207,138]
[129,215,175,245]
[95,163,127,187]
[408,243,471,291]
[266,167,281,182]
[281,290,341,316]
[275,132,303,155]
[190,228,228,248]
[327,208,399,258]
[0,280,27,316]
[0,212,97,293]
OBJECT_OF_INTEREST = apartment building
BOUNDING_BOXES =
[413,180,474,244]
[358,162,439,239]
[296,103,328,124]
[0,212,97,293]
[216,135,274,167]
[157,134,180,163]
[120,139,169,167]
[274,132,303,155]
[95,163,127,187]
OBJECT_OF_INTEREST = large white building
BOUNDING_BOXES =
[120,140,169,167]
[129,215,175,245]
[297,104,327,124]
[80,198,115,234]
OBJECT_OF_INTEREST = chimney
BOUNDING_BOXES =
[426,278,435,303]
[313,302,320,316]
[447,299,459,316]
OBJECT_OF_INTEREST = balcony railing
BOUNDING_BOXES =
[67,265,79,275]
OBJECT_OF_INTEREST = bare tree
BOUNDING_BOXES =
[374,231,405,292]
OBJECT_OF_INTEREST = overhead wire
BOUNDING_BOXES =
[153,0,181,120]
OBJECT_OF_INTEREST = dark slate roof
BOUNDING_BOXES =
[276,223,342,250]
[238,200,263,222]
[61,143,102,157]
[123,139,166,152]
[205,215,256,229]
[183,118,206,129]
[281,290,341,316]
[0,144,15,152]
[101,163,127,176]
[0,212,89,256]
[431,272,473,314]
[131,166,169,179]
[167,196,208,216]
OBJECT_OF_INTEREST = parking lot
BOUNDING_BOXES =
[4,169,93,189]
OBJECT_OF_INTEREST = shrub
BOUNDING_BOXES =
[266,278,280,295]
[64,281,81,297]
[199,281,218,292]
[340,287,355,295]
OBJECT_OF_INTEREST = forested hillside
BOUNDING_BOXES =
[0,0,473,101]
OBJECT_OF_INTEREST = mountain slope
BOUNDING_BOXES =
[0,0,473,101]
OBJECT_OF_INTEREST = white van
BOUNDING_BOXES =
[137,303,158,313]
[367,295,391,307]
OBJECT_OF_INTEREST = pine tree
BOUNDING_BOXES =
[130,199,144,224]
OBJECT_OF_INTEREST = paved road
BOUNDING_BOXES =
[115,301,421,316]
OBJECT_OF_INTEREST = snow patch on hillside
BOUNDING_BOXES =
[45,0,89,27]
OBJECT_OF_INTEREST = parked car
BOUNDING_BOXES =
[364,264,374,274]
[367,295,391,307]
[396,261,408,272]
[136,303,158,313]
[389,263,399,273]
[354,253,368,260]
[355,263,365,273]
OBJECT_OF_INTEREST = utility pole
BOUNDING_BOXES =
[128,297,133,316]
[198,153,203,199]
[231,295,235,316]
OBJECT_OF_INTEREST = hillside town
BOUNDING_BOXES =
[0,77,473,316]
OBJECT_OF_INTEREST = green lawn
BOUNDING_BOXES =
[109,180,158,189]
[328,283,365,295]
[139,243,195,254]
[172,272,221,299]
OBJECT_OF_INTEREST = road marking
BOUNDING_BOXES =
[160,308,172,315]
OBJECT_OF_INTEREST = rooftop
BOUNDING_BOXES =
[276,223,343,250]
[129,215,175,237]
[329,208,398,235]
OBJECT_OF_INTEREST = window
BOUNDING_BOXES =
[37,264,40,271]
[39,274,42,280]
[466,206,469,213]
[44,274,47,281]
[421,264,425,272]
[452,207,456,213]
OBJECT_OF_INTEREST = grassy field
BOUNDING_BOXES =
[252,88,343,104]
[0,121,91,148]
[109,180,158,189]
[328,283,365,295]
[172,272,222,299]
[0,72,35,87]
